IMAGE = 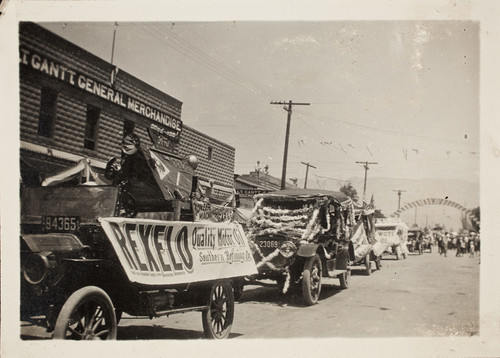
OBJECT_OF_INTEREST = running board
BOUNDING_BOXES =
[153,305,208,318]
[326,269,347,278]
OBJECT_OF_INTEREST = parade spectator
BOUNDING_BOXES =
[469,239,475,258]
[460,236,467,256]
[456,236,462,257]
[438,235,443,255]
[464,234,470,254]
[442,233,449,257]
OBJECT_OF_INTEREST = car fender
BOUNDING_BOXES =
[297,244,319,258]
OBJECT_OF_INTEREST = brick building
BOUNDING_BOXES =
[19,22,235,198]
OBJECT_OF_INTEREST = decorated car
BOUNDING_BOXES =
[20,135,257,340]
[407,227,426,254]
[245,189,355,306]
[350,205,384,275]
[374,219,409,260]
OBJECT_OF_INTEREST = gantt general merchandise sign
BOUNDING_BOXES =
[20,47,182,141]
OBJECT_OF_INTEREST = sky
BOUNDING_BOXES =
[38,20,480,185]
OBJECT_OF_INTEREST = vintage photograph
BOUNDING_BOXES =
[2,1,500,357]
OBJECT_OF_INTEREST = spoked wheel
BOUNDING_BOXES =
[53,286,117,340]
[339,269,351,289]
[301,254,322,306]
[365,254,372,276]
[202,280,234,339]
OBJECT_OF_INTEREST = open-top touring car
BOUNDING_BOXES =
[374,219,409,260]
[245,189,355,306]
[20,134,257,340]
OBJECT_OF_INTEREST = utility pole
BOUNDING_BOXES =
[301,162,316,189]
[356,161,378,206]
[393,189,407,211]
[271,100,310,189]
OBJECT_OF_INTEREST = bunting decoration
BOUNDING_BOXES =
[294,137,477,159]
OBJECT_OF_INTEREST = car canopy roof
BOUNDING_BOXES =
[254,188,352,207]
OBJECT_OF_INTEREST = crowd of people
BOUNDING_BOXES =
[436,232,480,258]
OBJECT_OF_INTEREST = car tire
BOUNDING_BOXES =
[339,269,350,289]
[365,255,372,276]
[202,280,234,339]
[302,254,322,306]
[53,286,117,340]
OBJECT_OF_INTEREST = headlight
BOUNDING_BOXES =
[22,252,54,285]
[279,241,297,259]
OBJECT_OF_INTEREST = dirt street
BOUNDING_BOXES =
[21,247,479,340]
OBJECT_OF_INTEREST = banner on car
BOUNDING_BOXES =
[374,227,402,245]
[99,218,257,285]
[350,222,371,261]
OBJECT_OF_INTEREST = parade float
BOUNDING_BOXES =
[374,218,409,259]
[245,189,355,306]
[349,205,384,275]
[20,134,257,340]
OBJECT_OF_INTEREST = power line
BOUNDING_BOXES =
[160,25,272,98]
[142,23,272,99]
[293,108,478,147]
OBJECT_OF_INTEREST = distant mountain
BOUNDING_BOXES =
[303,176,479,231]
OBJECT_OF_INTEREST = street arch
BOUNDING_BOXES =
[391,198,480,227]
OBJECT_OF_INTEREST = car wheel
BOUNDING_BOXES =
[365,255,372,276]
[202,280,234,339]
[339,269,350,289]
[53,286,117,340]
[302,254,322,306]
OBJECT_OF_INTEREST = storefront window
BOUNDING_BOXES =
[123,119,135,138]
[37,87,58,138]
[84,104,100,150]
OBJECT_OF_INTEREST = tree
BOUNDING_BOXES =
[339,182,358,203]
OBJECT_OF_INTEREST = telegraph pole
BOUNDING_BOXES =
[301,162,316,189]
[271,100,310,189]
[393,189,407,211]
[356,161,378,206]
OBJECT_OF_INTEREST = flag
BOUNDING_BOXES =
[363,195,375,214]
